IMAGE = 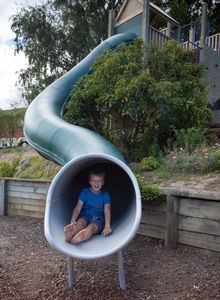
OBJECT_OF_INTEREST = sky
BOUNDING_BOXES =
[0,0,39,110]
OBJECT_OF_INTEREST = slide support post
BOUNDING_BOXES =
[67,256,75,288]
[118,250,126,290]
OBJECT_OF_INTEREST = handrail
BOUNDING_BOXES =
[182,32,220,54]
[149,26,171,47]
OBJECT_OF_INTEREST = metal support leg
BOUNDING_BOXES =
[118,250,126,290]
[67,256,75,288]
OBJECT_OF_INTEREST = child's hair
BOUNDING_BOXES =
[89,167,106,179]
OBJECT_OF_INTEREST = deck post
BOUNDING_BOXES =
[142,0,150,65]
[165,195,179,249]
[200,2,208,64]
[0,179,6,216]
[108,9,115,38]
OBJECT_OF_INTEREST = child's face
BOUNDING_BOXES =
[89,174,105,193]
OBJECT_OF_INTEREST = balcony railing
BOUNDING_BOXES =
[207,33,220,53]
[149,26,171,47]
[181,32,220,54]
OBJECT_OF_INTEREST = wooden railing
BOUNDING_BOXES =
[149,26,171,47]
[207,32,220,53]
[182,32,220,53]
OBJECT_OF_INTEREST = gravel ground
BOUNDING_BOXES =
[0,215,220,300]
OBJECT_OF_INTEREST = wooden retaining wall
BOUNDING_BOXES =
[1,178,220,253]
[138,187,220,253]
[0,178,50,218]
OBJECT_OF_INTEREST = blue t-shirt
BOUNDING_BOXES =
[79,187,110,219]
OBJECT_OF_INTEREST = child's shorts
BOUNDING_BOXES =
[79,214,104,233]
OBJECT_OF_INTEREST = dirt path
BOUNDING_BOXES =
[0,216,220,300]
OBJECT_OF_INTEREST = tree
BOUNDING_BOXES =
[10,0,123,103]
[0,109,25,147]
[155,0,220,34]
[64,39,211,160]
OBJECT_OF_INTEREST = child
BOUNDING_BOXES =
[64,168,112,244]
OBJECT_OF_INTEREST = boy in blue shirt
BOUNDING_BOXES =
[64,168,112,244]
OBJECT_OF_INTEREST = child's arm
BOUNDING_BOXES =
[102,204,112,236]
[70,200,84,224]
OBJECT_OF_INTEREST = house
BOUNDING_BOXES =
[108,0,180,47]
[108,0,220,130]
[0,108,26,148]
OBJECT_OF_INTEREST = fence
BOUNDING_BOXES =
[0,178,50,218]
[139,187,220,253]
[1,178,220,253]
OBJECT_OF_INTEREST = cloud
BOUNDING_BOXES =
[0,0,40,109]
[0,41,27,109]
[0,0,17,40]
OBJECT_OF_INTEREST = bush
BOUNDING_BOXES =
[162,151,202,173]
[161,146,220,174]
[140,156,160,171]
[201,150,220,173]
[0,159,18,177]
[64,39,211,160]
[169,127,206,153]
[136,175,166,204]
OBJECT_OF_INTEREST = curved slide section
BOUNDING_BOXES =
[24,32,142,260]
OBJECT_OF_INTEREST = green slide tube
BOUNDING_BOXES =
[24,32,142,260]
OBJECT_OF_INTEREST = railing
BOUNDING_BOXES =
[182,32,220,54]
[180,40,201,63]
[149,26,171,47]
[181,40,201,50]
[207,32,220,53]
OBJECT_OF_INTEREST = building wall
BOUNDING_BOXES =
[114,13,142,36]
[204,45,220,107]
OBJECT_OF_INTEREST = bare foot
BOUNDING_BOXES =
[70,229,86,244]
[64,223,77,242]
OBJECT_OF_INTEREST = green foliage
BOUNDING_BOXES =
[16,156,47,179]
[155,0,220,35]
[15,156,61,179]
[140,156,161,171]
[0,109,25,146]
[65,39,210,160]
[161,145,220,174]
[0,159,18,177]
[213,150,220,168]
[10,0,123,103]
[136,175,166,204]
[202,150,220,173]
[169,127,206,153]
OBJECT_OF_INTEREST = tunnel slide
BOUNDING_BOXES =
[24,32,141,260]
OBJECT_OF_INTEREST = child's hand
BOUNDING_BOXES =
[102,225,112,236]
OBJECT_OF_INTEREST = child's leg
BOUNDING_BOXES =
[64,218,87,242]
[70,223,99,244]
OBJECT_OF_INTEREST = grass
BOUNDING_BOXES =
[1,142,220,182]
[161,143,220,175]
[0,147,61,180]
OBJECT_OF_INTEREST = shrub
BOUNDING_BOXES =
[170,127,206,153]
[201,150,220,173]
[136,175,166,204]
[161,146,220,174]
[140,156,160,171]
[64,39,211,160]
[0,159,18,177]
